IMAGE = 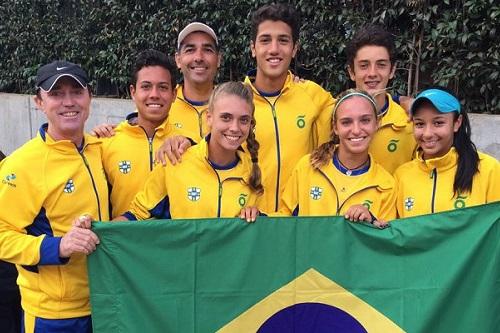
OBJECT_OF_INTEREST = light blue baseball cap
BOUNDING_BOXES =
[410,88,461,115]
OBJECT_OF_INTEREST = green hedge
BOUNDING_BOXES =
[0,0,498,113]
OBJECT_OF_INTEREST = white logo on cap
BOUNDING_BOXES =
[56,66,68,71]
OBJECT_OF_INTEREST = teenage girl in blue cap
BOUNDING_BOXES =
[394,87,499,217]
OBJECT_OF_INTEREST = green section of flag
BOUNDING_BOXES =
[88,202,500,332]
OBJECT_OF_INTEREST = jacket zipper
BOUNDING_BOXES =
[218,177,245,217]
[217,181,223,217]
[79,149,102,221]
[139,126,156,171]
[430,168,437,213]
[207,160,244,217]
[198,110,205,139]
[318,169,340,214]
[148,137,154,170]
[261,93,283,212]
[337,186,378,215]
[179,96,206,139]
[318,169,377,216]
[208,162,223,218]
[271,104,281,212]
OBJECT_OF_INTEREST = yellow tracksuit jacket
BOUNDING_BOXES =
[369,94,417,173]
[0,125,109,319]
[394,148,500,218]
[167,84,209,142]
[244,71,335,213]
[279,153,396,221]
[124,137,262,219]
[102,113,180,218]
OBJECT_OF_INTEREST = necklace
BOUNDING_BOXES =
[333,153,370,176]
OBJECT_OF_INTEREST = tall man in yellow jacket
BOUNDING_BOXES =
[0,61,106,332]
[245,3,335,212]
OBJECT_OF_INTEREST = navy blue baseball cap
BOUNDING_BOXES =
[36,60,89,92]
[410,88,461,115]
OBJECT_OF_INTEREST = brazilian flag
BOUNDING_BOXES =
[88,202,500,332]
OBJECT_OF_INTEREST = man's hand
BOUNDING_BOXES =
[291,73,305,83]
[59,215,100,258]
[155,135,192,166]
[90,123,116,138]
[398,96,414,117]
[239,206,259,223]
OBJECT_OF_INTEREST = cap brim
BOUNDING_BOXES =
[38,74,87,92]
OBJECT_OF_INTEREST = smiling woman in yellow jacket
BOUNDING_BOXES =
[395,88,500,217]
[279,89,396,224]
[117,81,264,222]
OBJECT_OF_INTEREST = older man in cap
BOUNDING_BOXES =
[169,22,221,141]
[0,60,108,332]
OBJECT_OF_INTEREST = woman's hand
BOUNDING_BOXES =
[344,204,372,223]
[239,206,259,223]
[345,205,389,229]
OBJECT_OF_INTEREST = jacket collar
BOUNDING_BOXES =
[379,93,412,129]
[318,148,393,191]
[38,123,101,153]
[194,135,252,180]
[416,147,458,172]
[116,111,172,138]
[175,84,209,107]
[244,70,293,98]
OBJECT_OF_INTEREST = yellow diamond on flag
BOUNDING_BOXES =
[218,268,404,332]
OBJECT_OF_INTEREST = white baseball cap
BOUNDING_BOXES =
[177,22,218,49]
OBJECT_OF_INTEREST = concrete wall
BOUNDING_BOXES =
[1,93,499,160]
[467,113,500,159]
[0,93,135,155]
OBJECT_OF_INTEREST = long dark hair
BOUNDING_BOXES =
[452,108,479,196]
